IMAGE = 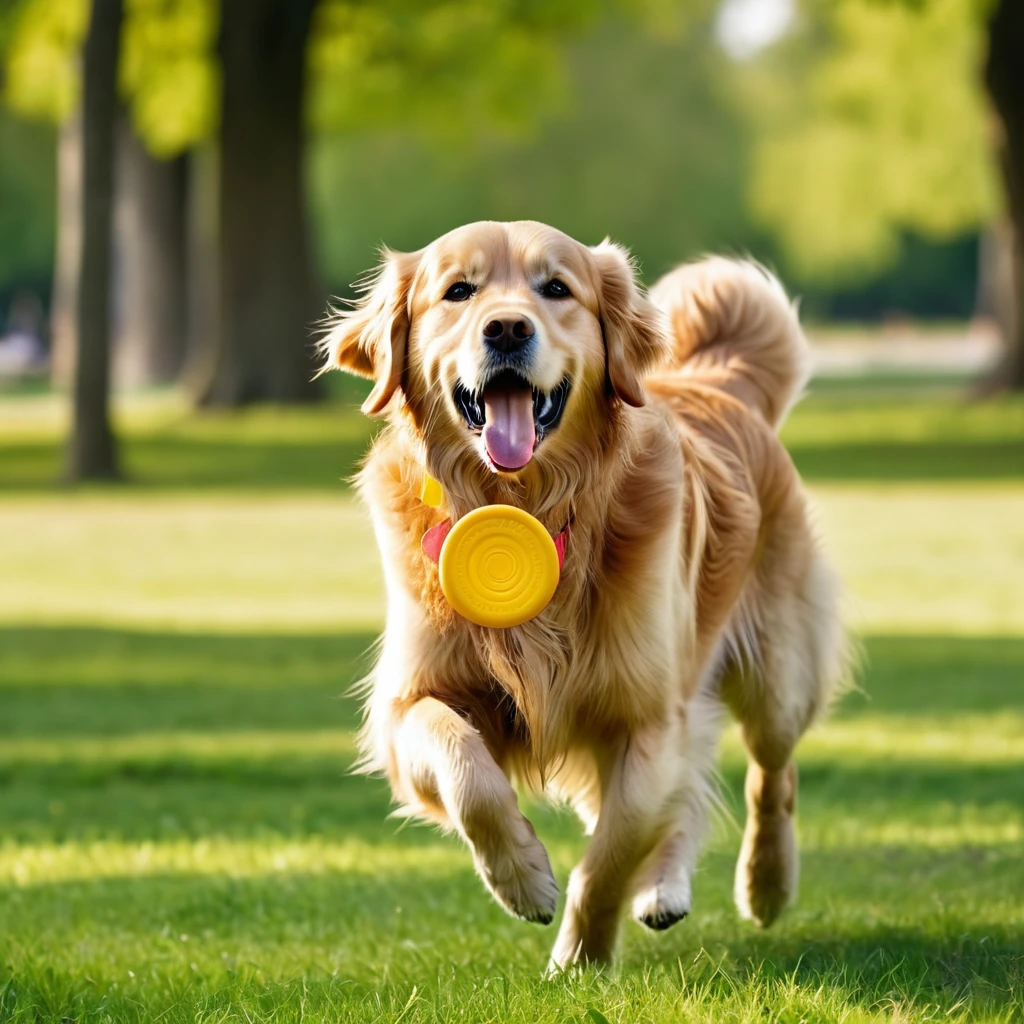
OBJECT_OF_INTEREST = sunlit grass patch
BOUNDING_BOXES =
[0,495,385,631]
[724,713,1024,766]
[0,729,359,775]
[813,484,1024,636]
[3,484,1023,637]
[0,836,468,887]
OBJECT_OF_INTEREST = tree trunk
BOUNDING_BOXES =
[181,142,219,394]
[64,0,123,481]
[192,0,322,407]
[113,114,188,388]
[983,0,1024,391]
[50,108,82,390]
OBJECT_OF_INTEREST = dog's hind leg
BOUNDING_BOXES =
[629,823,700,932]
[723,552,846,927]
[629,691,722,931]
[548,702,706,970]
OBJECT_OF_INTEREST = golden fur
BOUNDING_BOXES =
[321,221,846,969]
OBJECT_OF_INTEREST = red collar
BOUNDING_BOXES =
[422,517,570,570]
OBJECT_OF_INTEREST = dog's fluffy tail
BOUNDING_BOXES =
[648,258,811,430]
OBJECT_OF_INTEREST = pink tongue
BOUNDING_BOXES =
[482,388,536,470]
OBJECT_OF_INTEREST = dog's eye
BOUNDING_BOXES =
[541,279,571,299]
[444,281,475,302]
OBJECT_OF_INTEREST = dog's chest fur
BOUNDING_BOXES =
[359,416,734,753]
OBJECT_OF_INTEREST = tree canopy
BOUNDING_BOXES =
[744,0,998,283]
[0,0,1009,320]
[2,0,692,152]
[5,0,215,153]
[311,15,757,288]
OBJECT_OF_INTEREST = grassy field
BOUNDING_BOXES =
[1,382,1023,1023]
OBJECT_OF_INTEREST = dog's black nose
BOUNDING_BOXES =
[482,316,535,354]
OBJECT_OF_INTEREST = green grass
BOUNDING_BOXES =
[1,385,1023,1022]
[2,380,1022,491]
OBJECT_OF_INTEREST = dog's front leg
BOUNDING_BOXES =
[391,696,558,924]
[549,723,678,969]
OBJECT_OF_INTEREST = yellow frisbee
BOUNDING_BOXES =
[438,504,560,628]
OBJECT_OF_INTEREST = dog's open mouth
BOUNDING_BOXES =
[453,369,571,472]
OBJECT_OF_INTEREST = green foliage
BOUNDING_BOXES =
[120,0,217,156]
[307,0,711,138]
[2,0,215,156]
[0,109,55,295]
[309,1,578,137]
[745,0,999,283]
[0,0,34,66]
[0,0,656,153]
[310,17,758,290]
[0,0,1004,313]
[2,0,84,122]
[1,0,704,152]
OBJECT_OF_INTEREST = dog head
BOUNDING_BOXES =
[321,221,667,478]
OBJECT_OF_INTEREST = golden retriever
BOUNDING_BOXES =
[320,221,846,969]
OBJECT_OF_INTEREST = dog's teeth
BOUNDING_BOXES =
[468,396,481,425]
[454,383,486,429]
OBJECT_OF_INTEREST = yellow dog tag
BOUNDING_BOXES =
[438,504,560,628]
[418,473,443,508]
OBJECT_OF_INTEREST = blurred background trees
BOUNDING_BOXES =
[199,0,320,407]
[0,0,1019,479]
[746,0,1020,389]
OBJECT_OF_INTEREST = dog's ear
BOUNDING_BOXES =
[319,248,420,416]
[590,240,668,408]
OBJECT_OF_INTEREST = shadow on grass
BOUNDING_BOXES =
[626,926,1024,1019]
[3,756,1022,845]
[0,434,371,492]
[4,627,1021,734]
[836,634,1024,718]
[788,437,1024,482]
[5,434,1021,491]
[0,626,378,738]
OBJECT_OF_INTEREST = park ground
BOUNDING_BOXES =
[1,375,1023,1023]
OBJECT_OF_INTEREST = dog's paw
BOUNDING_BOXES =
[546,869,620,970]
[474,828,558,925]
[545,949,607,978]
[734,811,798,928]
[631,875,692,931]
